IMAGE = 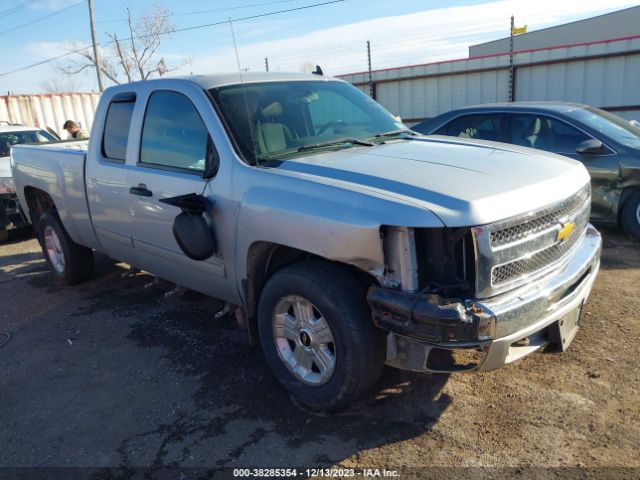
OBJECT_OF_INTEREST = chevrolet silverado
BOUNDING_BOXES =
[10,72,602,411]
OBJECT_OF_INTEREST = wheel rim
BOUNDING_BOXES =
[272,295,336,386]
[636,203,640,226]
[43,226,65,273]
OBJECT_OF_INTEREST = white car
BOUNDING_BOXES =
[0,124,58,242]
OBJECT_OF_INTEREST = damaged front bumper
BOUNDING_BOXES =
[367,225,602,373]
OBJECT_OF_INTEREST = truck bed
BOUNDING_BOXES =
[11,140,100,250]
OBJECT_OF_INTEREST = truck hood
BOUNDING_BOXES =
[271,136,590,227]
[0,156,10,178]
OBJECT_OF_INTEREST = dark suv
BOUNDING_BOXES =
[413,102,640,239]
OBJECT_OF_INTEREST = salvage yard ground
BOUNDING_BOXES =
[0,228,639,478]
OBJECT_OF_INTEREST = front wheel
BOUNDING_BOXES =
[38,211,94,285]
[257,261,386,412]
[621,191,640,240]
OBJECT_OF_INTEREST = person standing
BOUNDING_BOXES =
[62,120,89,140]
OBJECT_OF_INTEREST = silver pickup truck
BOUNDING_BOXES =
[11,72,602,411]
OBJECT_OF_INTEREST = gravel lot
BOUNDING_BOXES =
[0,227,638,479]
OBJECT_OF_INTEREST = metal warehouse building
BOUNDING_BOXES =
[338,6,640,124]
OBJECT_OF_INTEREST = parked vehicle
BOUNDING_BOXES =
[11,73,601,411]
[0,125,58,242]
[412,103,640,239]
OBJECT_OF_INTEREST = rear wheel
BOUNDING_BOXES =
[257,261,385,412]
[38,212,94,285]
[621,191,640,240]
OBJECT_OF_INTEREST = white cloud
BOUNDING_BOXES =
[25,40,77,58]
[178,0,639,77]
[6,0,639,92]
[29,0,68,11]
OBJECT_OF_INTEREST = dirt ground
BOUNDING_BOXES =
[0,227,639,479]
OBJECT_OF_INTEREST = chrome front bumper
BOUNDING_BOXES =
[476,224,601,370]
[381,225,602,373]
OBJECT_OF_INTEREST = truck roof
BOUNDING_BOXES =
[108,72,338,93]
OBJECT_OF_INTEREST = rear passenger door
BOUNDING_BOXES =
[127,89,229,296]
[85,92,139,265]
[434,113,504,142]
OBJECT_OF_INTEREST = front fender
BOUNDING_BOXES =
[235,177,444,282]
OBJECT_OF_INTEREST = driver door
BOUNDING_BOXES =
[127,90,227,296]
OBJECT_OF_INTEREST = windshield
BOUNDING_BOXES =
[0,129,57,157]
[570,107,640,149]
[209,80,405,164]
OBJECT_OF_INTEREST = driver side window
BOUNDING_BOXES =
[140,91,208,173]
[507,114,592,154]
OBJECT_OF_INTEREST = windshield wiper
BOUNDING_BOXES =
[373,128,419,139]
[256,138,375,163]
[298,138,374,152]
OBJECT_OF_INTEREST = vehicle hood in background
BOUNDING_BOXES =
[271,137,590,227]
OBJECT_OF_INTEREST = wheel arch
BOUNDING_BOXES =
[243,241,379,343]
[23,186,57,228]
[617,186,640,225]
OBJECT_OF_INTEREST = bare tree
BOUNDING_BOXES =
[39,72,82,93]
[58,5,190,86]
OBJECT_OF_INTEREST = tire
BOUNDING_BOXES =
[37,211,94,285]
[257,261,386,412]
[0,228,8,243]
[621,191,640,240]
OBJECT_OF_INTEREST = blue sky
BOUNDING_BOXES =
[1,0,638,93]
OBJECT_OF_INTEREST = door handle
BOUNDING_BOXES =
[129,184,153,197]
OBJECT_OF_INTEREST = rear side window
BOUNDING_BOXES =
[102,94,136,162]
[436,114,502,141]
[139,91,208,173]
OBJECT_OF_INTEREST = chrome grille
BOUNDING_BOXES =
[491,212,588,286]
[473,184,591,298]
[490,186,590,247]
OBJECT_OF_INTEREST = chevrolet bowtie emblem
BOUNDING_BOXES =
[556,221,576,242]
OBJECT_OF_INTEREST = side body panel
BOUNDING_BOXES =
[85,91,137,264]
[11,141,102,250]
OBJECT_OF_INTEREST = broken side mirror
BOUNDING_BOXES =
[203,135,220,180]
[576,139,604,156]
[159,193,216,261]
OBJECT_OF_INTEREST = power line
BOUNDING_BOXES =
[96,0,300,24]
[0,0,345,78]
[150,0,345,39]
[0,0,85,36]
[0,0,42,19]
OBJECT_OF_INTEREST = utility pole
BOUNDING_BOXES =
[508,15,514,102]
[88,0,104,92]
[366,40,374,99]
[265,57,269,72]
